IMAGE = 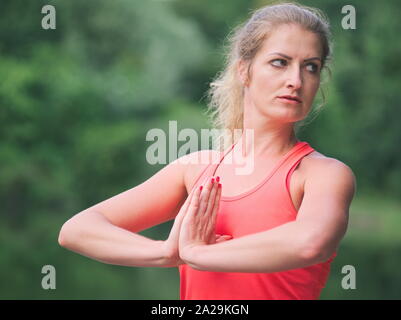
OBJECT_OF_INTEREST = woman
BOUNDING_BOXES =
[58,3,356,300]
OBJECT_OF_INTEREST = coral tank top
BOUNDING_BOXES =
[179,141,336,300]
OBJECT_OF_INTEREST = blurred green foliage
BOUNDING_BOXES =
[0,0,400,299]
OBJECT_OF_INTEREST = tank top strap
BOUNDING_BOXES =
[255,141,313,183]
[282,142,315,175]
[283,142,315,191]
[189,144,236,192]
[211,142,237,177]
[190,141,314,196]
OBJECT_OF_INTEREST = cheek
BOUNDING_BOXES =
[305,79,320,100]
[250,68,278,95]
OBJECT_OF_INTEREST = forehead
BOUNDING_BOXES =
[256,23,323,59]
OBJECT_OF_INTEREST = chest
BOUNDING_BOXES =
[186,159,306,213]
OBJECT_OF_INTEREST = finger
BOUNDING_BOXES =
[202,177,219,219]
[206,181,222,236]
[215,234,230,240]
[176,185,198,221]
[181,185,202,228]
[188,184,202,216]
[203,180,220,243]
[215,235,233,243]
[197,176,215,218]
[183,184,198,208]
[199,177,219,240]
[170,186,201,246]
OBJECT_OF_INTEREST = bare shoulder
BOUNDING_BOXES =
[299,151,356,196]
[182,149,221,192]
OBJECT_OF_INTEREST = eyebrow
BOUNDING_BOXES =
[267,52,322,62]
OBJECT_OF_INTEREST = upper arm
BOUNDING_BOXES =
[296,158,356,259]
[71,155,191,233]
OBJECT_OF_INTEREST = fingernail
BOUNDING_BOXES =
[218,183,222,188]
[216,176,220,182]
[211,178,214,183]
[200,186,203,191]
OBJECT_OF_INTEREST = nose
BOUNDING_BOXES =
[286,66,302,90]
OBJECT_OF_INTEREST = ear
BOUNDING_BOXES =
[237,59,250,86]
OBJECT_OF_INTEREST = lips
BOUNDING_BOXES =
[277,95,302,103]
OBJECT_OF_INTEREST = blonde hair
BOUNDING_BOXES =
[205,2,333,151]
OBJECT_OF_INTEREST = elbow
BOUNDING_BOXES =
[58,211,94,248]
[58,221,80,248]
[58,227,68,247]
[299,241,330,265]
[58,224,70,248]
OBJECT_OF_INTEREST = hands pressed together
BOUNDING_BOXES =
[164,176,232,266]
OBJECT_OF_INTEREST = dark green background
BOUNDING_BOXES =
[1,0,400,299]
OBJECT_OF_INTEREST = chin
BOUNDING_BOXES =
[266,109,306,123]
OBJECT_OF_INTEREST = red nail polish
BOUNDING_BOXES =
[218,183,222,188]
[211,178,214,183]
[216,176,220,182]
[200,186,203,191]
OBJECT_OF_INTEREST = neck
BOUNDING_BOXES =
[235,92,299,159]
[236,127,298,158]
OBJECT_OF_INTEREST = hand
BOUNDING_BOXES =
[179,176,231,261]
[163,178,231,266]
[163,185,197,266]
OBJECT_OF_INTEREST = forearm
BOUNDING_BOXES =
[181,221,325,273]
[59,211,177,268]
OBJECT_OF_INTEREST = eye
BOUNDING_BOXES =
[305,62,319,73]
[270,59,287,68]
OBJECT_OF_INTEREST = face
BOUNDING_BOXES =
[239,23,323,124]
